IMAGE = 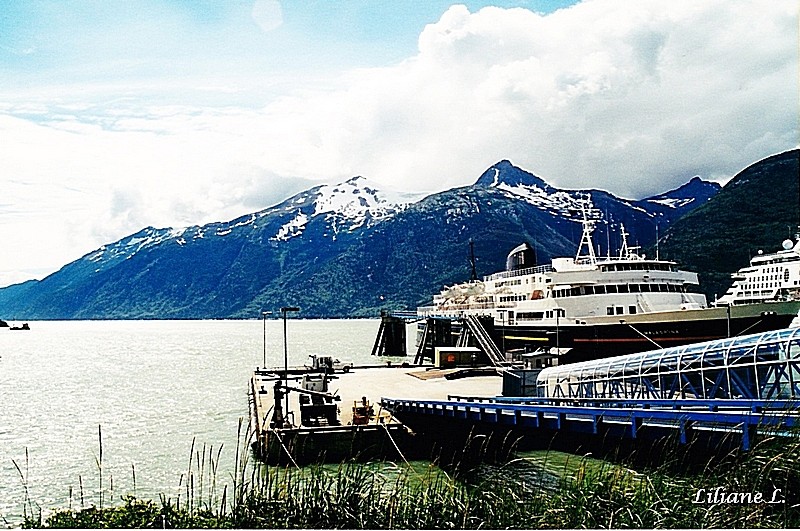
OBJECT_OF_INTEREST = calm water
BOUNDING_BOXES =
[0,319,406,524]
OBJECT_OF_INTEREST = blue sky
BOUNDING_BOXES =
[0,0,797,286]
[1,1,575,104]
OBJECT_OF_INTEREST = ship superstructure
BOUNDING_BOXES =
[421,201,706,327]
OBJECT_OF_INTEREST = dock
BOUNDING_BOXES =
[382,327,800,455]
[380,395,800,453]
[249,363,502,464]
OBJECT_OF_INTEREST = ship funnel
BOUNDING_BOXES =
[506,243,536,271]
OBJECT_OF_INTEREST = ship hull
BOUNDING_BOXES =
[422,301,800,365]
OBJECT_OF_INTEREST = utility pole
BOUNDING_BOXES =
[280,306,300,423]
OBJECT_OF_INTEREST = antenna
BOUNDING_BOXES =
[619,224,629,259]
[655,222,660,260]
[469,239,478,281]
[575,194,597,264]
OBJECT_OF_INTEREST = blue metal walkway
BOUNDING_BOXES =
[380,395,800,450]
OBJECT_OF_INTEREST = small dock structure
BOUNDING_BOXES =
[249,361,502,464]
[370,310,411,357]
[414,314,511,366]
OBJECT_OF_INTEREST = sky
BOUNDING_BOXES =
[0,0,797,287]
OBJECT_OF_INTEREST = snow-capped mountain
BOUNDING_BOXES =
[81,175,425,273]
[475,160,721,225]
[475,160,587,220]
[0,157,737,320]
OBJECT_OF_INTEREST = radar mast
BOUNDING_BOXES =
[575,196,597,265]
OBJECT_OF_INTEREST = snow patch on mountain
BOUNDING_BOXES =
[494,182,590,220]
[270,175,424,242]
[87,226,179,264]
[646,197,695,209]
[272,211,309,242]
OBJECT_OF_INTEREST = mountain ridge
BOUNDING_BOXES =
[0,158,733,319]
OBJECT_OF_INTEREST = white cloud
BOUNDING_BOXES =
[239,0,796,198]
[0,0,796,286]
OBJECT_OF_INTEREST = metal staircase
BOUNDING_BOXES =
[463,315,506,366]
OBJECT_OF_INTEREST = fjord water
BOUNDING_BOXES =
[0,319,394,524]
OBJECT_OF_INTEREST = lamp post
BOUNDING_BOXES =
[280,306,300,423]
[726,304,731,338]
[498,310,506,358]
[261,311,272,369]
[556,309,560,352]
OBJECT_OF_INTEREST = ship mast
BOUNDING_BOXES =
[575,196,597,265]
[617,224,642,260]
[618,224,630,259]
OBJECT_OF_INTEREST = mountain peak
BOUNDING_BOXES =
[344,175,367,185]
[474,160,550,190]
[642,176,721,211]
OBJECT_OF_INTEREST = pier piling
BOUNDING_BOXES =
[371,311,407,356]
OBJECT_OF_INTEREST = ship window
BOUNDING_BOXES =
[596,285,606,294]
[630,284,640,292]
[615,306,624,315]
[607,307,614,316]
[629,306,636,314]
[641,284,651,292]
[585,286,595,295]
[607,285,618,293]
[785,270,790,282]
[618,284,629,293]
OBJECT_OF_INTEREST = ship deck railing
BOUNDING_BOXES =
[417,302,520,316]
[485,264,554,281]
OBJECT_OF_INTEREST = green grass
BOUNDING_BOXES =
[13,423,800,529]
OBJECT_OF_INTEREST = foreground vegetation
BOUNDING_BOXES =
[12,426,800,529]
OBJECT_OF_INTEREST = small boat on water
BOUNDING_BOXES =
[417,199,800,364]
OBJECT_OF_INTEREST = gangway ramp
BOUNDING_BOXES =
[463,315,506,366]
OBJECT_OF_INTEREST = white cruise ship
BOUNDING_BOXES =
[417,202,800,363]
[716,231,800,306]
